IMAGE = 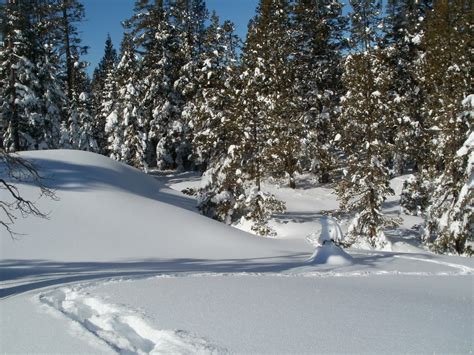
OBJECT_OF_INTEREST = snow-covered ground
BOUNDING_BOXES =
[1,150,473,354]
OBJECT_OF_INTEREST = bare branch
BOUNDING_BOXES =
[0,149,57,238]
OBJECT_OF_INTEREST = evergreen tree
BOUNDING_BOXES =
[29,0,68,149]
[57,0,88,103]
[59,121,72,148]
[199,0,291,235]
[418,0,472,254]
[336,0,400,249]
[116,33,148,169]
[424,95,473,255]
[190,12,239,169]
[162,0,209,170]
[126,0,178,168]
[196,1,292,236]
[418,0,470,174]
[1,0,42,151]
[197,144,248,226]
[92,34,118,152]
[50,0,90,151]
[125,0,212,170]
[64,51,97,151]
[384,0,432,175]
[34,42,66,149]
[76,91,98,151]
[92,34,118,95]
[402,1,470,219]
[292,0,347,183]
[239,0,293,190]
[193,14,246,225]
[98,69,118,155]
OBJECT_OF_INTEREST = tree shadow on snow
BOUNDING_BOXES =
[0,250,433,299]
[0,254,308,299]
[9,157,197,212]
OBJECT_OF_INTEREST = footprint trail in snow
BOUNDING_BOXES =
[39,287,223,355]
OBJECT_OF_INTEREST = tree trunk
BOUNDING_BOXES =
[8,0,20,151]
[289,175,296,189]
[62,1,74,102]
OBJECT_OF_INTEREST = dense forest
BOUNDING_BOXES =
[0,0,472,254]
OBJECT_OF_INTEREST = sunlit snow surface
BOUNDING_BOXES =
[1,150,473,354]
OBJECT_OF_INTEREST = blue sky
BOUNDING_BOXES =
[80,0,259,75]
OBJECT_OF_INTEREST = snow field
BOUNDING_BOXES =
[1,150,473,354]
[88,274,474,354]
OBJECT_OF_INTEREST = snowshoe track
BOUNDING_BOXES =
[39,287,223,354]
[393,255,474,275]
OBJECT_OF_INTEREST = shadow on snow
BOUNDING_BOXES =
[0,250,433,299]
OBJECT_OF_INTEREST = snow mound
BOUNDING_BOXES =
[1,150,314,300]
[308,242,353,266]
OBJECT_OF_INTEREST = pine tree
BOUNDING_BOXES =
[202,0,291,235]
[190,12,239,169]
[390,1,435,216]
[196,1,292,236]
[162,0,209,170]
[292,0,347,183]
[34,43,66,149]
[92,34,118,152]
[76,91,98,151]
[116,33,148,169]
[193,14,246,224]
[125,0,212,170]
[197,144,248,225]
[59,121,72,148]
[384,0,432,175]
[418,0,470,173]
[336,0,400,249]
[53,0,91,151]
[126,0,178,169]
[57,0,88,103]
[98,69,118,156]
[92,34,118,95]
[64,51,97,151]
[424,96,473,255]
[26,0,68,150]
[400,0,470,224]
[1,0,41,151]
[67,98,81,149]
[239,0,292,190]
[419,0,472,254]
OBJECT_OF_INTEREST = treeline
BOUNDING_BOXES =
[0,0,471,254]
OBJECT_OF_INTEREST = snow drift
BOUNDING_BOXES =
[1,150,311,262]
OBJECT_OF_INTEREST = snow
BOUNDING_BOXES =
[79,92,88,101]
[308,241,353,266]
[1,150,305,263]
[462,93,474,108]
[105,111,118,133]
[55,273,474,354]
[39,287,222,354]
[1,150,473,354]
[412,33,422,45]
[457,130,473,157]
